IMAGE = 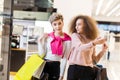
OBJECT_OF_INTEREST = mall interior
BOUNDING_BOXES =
[0,0,120,80]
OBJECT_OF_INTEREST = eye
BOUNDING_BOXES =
[53,23,57,26]
[58,22,62,25]
[76,23,81,26]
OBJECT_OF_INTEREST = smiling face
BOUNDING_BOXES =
[51,19,64,34]
[75,19,84,34]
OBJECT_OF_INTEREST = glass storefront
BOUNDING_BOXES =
[0,0,55,79]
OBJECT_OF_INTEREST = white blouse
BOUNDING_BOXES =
[38,36,71,76]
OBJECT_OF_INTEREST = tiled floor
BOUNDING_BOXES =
[10,42,120,80]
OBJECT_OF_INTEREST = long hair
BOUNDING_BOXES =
[69,15,99,40]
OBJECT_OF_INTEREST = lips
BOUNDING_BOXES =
[56,29,61,31]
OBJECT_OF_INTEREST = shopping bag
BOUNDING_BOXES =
[94,65,108,80]
[32,61,46,79]
[14,54,44,80]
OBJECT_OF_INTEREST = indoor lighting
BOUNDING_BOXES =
[96,0,104,15]
[102,0,114,14]
[115,12,120,16]
[107,4,120,16]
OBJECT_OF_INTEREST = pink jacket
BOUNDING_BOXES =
[68,33,95,67]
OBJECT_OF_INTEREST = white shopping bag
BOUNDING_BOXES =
[33,61,46,79]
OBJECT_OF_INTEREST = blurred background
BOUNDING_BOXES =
[0,0,120,80]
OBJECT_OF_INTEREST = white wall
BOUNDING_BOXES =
[54,0,93,33]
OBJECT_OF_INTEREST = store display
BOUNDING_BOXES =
[11,35,20,48]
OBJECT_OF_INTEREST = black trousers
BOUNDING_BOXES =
[32,61,60,80]
[67,65,96,80]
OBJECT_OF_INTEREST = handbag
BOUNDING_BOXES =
[94,65,108,80]
[14,54,44,80]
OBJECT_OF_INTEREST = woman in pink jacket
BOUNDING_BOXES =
[67,15,108,80]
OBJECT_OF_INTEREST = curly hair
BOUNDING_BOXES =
[69,15,99,40]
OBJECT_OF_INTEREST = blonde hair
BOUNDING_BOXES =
[69,15,99,40]
[49,13,63,24]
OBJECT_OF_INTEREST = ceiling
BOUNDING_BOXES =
[92,0,120,18]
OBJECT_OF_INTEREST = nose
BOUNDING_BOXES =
[56,24,60,28]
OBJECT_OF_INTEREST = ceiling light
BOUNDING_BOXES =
[96,0,104,15]
[107,4,120,16]
[102,0,114,14]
